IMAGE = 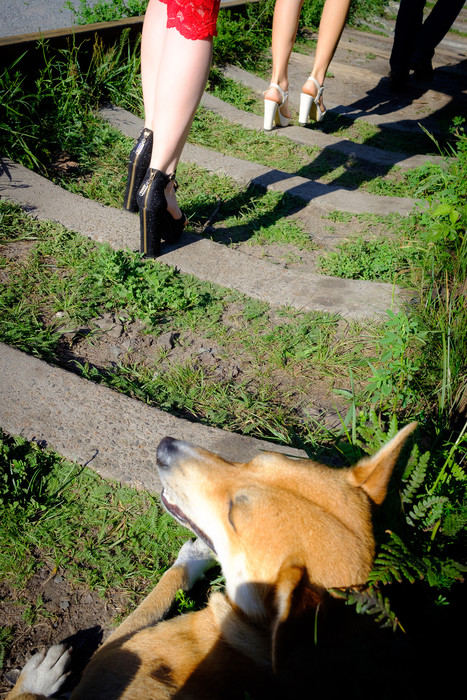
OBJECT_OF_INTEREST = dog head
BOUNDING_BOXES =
[156,423,416,626]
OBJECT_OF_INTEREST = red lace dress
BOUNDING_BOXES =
[161,0,221,39]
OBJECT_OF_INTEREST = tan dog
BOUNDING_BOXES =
[8,423,417,699]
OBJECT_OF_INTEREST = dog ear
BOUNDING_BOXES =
[271,561,325,674]
[348,422,417,505]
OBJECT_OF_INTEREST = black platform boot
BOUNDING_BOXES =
[136,168,187,258]
[123,128,154,212]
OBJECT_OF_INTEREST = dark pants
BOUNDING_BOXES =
[390,0,465,74]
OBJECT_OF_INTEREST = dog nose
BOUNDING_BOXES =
[156,437,179,470]
[157,436,195,470]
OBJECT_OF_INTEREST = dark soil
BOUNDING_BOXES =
[0,558,129,697]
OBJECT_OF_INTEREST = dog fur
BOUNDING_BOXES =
[7,423,417,699]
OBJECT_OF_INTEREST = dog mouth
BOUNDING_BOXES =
[160,489,216,554]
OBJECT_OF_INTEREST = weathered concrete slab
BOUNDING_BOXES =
[0,158,411,320]
[213,69,445,172]
[0,343,307,492]
[100,104,419,216]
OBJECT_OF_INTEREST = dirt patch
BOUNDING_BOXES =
[0,558,129,697]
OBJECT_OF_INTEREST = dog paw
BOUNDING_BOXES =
[14,644,71,697]
[174,538,217,588]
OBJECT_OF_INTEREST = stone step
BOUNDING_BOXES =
[100,104,419,216]
[0,158,411,320]
[221,65,447,170]
[0,343,307,494]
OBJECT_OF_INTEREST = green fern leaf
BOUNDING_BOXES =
[406,495,448,529]
[401,449,430,506]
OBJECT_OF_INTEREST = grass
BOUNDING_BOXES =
[0,198,374,448]
[0,429,188,601]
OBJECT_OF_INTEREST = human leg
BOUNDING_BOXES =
[125,0,218,253]
[123,0,166,211]
[389,0,426,87]
[264,0,304,127]
[137,1,217,255]
[143,26,212,225]
[299,0,351,123]
[303,0,351,91]
[412,0,465,78]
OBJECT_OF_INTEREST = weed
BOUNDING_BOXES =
[365,310,428,413]
[317,235,421,284]
[0,429,188,596]
[66,0,147,23]
[0,627,13,670]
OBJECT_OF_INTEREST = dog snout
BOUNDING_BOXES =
[157,436,195,470]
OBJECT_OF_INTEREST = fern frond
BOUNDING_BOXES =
[406,495,448,529]
[331,586,401,632]
[422,556,466,588]
[402,443,420,481]
[401,448,430,506]
[353,410,389,452]
[369,532,425,586]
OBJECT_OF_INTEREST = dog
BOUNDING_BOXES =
[7,422,417,699]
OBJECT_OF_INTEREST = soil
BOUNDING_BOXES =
[0,558,129,697]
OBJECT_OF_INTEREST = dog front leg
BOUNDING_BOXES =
[6,644,71,700]
[103,538,216,646]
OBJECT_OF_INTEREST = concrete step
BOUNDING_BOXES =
[100,104,419,216]
[0,343,307,494]
[0,158,411,320]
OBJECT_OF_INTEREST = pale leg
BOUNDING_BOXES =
[264,0,304,117]
[150,30,212,217]
[140,0,213,219]
[302,0,351,109]
[140,0,168,129]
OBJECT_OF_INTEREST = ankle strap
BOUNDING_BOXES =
[265,83,289,105]
[306,76,325,103]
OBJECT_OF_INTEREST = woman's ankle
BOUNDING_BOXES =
[265,80,289,103]
[165,180,182,220]
[301,76,325,110]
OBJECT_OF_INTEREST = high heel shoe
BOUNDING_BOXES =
[136,168,187,258]
[299,77,326,125]
[263,83,290,131]
[123,128,153,212]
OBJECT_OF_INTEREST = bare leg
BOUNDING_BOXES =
[302,0,351,110]
[140,0,213,219]
[264,0,304,118]
[149,29,212,218]
[140,0,168,129]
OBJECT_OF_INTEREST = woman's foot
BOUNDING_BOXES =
[301,76,326,114]
[263,83,291,130]
[164,178,183,221]
[263,83,291,120]
[299,76,326,125]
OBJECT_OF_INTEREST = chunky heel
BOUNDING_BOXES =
[298,93,314,125]
[263,83,290,131]
[299,77,326,125]
[264,99,279,131]
[123,128,153,212]
[136,169,187,258]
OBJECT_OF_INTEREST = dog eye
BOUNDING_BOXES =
[228,494,250,532]
[228,499,237,532]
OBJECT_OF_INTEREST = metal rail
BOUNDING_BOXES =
[0,0,261,65]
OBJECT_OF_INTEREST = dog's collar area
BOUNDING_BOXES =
[161,489,216,554]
